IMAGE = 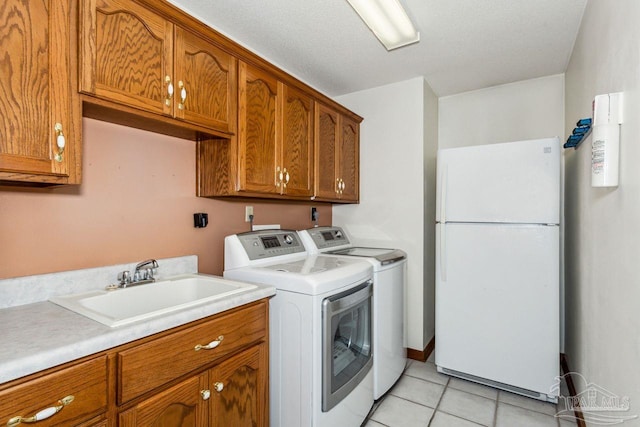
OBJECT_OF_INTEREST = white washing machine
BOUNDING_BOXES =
[223,229,374,427]
[299,226,407,400]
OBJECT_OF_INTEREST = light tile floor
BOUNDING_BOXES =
[363,355,578,427]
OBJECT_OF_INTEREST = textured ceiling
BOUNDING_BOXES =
[166,0,587,97]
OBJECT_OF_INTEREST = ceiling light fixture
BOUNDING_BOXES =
[346,0,420,51]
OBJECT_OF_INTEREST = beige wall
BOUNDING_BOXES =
[564,0,640,422]
[0,118,331,279]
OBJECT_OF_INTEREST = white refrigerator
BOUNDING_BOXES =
[435,137,560,403]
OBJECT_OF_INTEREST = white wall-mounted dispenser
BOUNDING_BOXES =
[591,92,623,187]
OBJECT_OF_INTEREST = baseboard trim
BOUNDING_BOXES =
[407,336,435,362]
[560,353,587,427]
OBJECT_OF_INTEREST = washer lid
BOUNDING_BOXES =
[327,247,407,265]
[224,255,372,295]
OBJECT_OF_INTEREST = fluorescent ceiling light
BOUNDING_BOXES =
[347,0,420,51]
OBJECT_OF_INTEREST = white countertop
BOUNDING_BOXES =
[0,285,275,384]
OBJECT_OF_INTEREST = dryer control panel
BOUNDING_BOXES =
[236,229,305,260]
[304,226,350,250]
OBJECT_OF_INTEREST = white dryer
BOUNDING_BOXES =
[299,226,407,400]
[223,229,374,427]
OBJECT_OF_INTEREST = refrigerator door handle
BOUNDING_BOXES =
[439,165,448,281]
[440,225,447,282]
[440,165,448,223]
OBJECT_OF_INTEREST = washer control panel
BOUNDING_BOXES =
[304,226,350,250]
[237,229,305,260]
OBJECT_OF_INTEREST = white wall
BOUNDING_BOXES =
[423,83,439,347]
[564,1,640,424]
[439,75,565,149]
[334,77,438,352]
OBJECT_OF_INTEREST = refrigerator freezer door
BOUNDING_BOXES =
[435,223,559,396]
[436,137,560,224]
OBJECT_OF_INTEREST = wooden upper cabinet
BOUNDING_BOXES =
[174,27,237,133]
[80,0,173,116]
[235,61,314,198]
[281,85,314,197]
[315,104,340,200]
[74,0,360,201]
[314,103,360,203]
[338,116,360,202]
[0,0,81,184]
[238,62,280,195]
[80,0,237,134]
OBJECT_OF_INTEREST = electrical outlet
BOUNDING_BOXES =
[245,206,254,222]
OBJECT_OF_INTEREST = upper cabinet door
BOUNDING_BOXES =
[174,27,237,134]
[0,0,80,184]
[314,104,340,200]
[281,84,314,197]
[80,0,174,116]
[314,103,360,202]
[237,62,281,195]
[338,116,359,202]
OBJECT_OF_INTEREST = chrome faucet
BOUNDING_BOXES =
[116,259,159,288]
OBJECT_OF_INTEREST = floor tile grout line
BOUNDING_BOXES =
[369,361,570,427]
[447,383,499,401]
[436,405,490,426]
[493,391,500,427]
[402,373,447,384]
[426,376,449,426]
[435,388,496,427]
[402,370,450,386]
[386,391,441,411]
[498,399,560,417]
[366,361,436,426]
[436,410,488,427]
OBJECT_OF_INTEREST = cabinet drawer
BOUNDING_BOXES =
[118,301,267,404]
[0,357,107,427]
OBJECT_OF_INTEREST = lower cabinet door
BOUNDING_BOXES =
[119,373,208,427]
[210,344,268,427]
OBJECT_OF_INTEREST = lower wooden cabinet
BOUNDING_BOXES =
[117,301,266,404]
[120,343,267,427]
[117,301,268,427]
[210,343,268,427]
[0,357,107,427]
[119,372,208,426]
[0,300,269,427]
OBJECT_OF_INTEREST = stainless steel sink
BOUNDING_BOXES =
[50,274,257,327]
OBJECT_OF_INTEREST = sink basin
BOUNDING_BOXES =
[50,274,258,327]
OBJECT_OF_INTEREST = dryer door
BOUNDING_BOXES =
[321,281,373,412]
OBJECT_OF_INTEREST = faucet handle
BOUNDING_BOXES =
[118,270,130,286]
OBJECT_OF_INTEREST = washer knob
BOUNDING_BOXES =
[335,230,343,239]
[283,234,294,245]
